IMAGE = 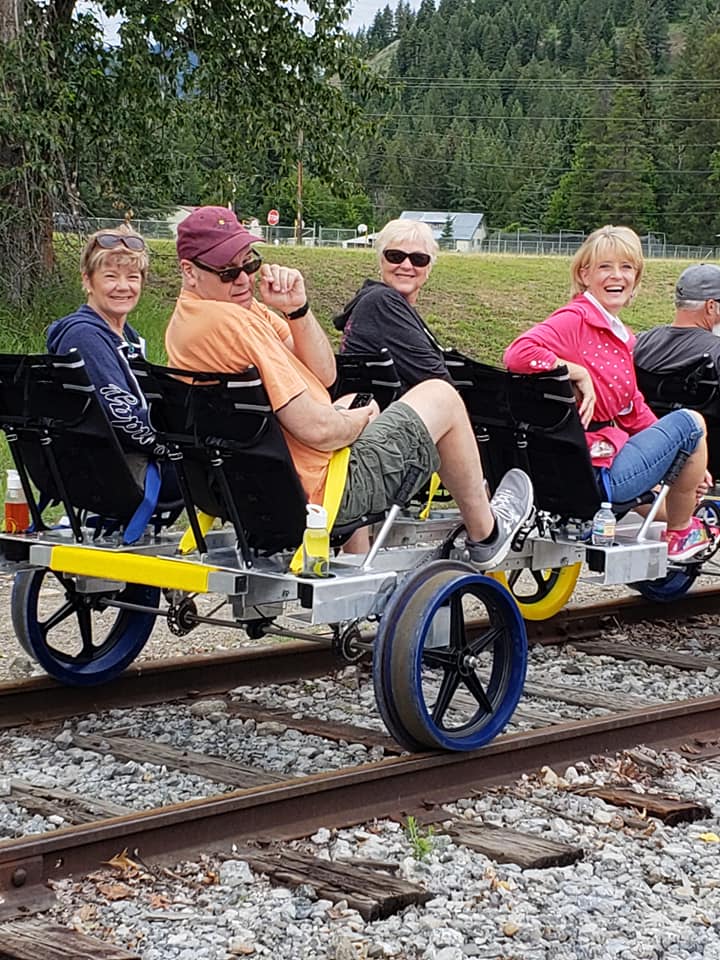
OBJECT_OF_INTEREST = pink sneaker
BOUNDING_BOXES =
[664,516,720,563]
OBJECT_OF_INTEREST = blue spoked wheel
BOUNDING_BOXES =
[11,569,159,685]
[695,497,720,530]
[373,559,527,752]
[631,566,699,602]
[631,499,720,602]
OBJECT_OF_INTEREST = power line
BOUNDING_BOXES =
[362,154,720,176]
[384,77,720,87]
[367,112,720,122]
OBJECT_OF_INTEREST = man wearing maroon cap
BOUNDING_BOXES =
[165,206,533,568]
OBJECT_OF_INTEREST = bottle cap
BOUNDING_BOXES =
[601,502,612,509]
[306,503,328,529]
[6,469,21,488]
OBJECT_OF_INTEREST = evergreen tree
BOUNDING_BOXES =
[356,0,720,244]
[395,1,415,36]
[366,6,396,52]
[440,214,456,247]
[662,26,720,243]
[556,4,573,64]
[643,1,670,69]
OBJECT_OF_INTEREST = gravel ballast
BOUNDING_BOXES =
[40,749,720,960]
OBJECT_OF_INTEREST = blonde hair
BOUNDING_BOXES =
[375,219,439,266]
[570,225,644,296]
[81,226,149,281]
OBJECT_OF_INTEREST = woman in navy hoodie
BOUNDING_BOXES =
[47,226,174,498]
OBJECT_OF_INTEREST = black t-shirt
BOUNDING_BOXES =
[335,280,452,391]
[634,326,720,374]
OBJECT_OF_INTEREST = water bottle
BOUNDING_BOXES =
[5,469,29,533]
[591,501,616,546]
[302,503,330,577]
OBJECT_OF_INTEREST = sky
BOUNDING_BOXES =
[344,0,404,32]
[81,1,420,43]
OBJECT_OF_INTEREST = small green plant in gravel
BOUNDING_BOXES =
[405,815,435,860]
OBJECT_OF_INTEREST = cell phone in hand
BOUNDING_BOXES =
[349,392,374,409]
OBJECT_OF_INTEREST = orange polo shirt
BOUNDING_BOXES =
[166,290,332,504]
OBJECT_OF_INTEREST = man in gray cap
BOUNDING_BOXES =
[635,263,720,374]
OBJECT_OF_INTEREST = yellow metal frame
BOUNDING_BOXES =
[42,544,218,594]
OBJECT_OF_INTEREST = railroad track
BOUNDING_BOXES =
[3,588,720,729]
[1,588,720,923]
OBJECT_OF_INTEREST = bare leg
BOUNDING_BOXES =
[400,380,494,541]
[665,412,708,530]
[341,527,370,554]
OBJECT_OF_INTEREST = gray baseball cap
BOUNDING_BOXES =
[675,263,720,301]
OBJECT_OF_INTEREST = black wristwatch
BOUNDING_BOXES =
[285,300,310,320]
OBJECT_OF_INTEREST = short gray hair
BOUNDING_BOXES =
[675,296,708,311]
[375,219,439,265]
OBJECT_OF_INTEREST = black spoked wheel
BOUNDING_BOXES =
[373,560,527,752]
[11,569,159,685]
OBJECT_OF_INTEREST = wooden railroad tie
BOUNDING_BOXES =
[572,640,718,672]
[241,848,431,921]
[576,786,711,825]
[679,735,720,762]
[70,732,285,788]
[444,820,584,870]
[0,919,139,960]
[226,700,403,753]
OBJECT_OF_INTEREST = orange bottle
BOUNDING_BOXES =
[5,469,29,532]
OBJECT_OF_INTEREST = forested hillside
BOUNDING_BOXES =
[354,0,720,245]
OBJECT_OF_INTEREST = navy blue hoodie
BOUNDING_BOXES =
[46,304,165,458]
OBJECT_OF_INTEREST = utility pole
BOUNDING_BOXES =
[0,0,22,41]
[295,129,303,246]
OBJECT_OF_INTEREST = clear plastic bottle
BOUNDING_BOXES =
[591,501,616,546]
[5,469,29,533]
[302,503,330,577]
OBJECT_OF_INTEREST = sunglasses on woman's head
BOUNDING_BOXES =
[94,233,146,251]
[383,248,432,268]
[192,253,263,283]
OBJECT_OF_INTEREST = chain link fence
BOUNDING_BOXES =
[53,216,720,260]
[483,230,719,260]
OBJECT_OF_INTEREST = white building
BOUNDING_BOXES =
[400,211,487,251]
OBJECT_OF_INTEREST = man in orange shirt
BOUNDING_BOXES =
[165,206,533,568]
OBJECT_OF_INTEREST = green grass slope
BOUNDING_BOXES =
[142,244,688,365]
[1,241,693,364]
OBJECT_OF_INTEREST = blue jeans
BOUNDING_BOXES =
[596,410,703,503]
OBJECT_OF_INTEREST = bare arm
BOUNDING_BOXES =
[560,360,596,427]
[276,390,373,451]
[259,264,336,387]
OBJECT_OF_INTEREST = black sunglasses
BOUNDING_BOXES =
[192,253,262,283]
[94,233,146,252]
[383,248,432,268]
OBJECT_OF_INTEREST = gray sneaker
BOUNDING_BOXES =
[465,468,534,570]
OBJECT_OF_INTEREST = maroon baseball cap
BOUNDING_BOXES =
[176,206,259,267]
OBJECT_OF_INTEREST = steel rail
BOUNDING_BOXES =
[523,586,720,643]
[2,693,720,917]
[0,641,340,729]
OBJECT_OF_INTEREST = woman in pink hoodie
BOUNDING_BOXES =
[504,224,715,563]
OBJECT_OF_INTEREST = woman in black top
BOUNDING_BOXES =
[335,219,452,391]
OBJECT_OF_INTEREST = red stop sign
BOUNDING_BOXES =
[267,209,280,226]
